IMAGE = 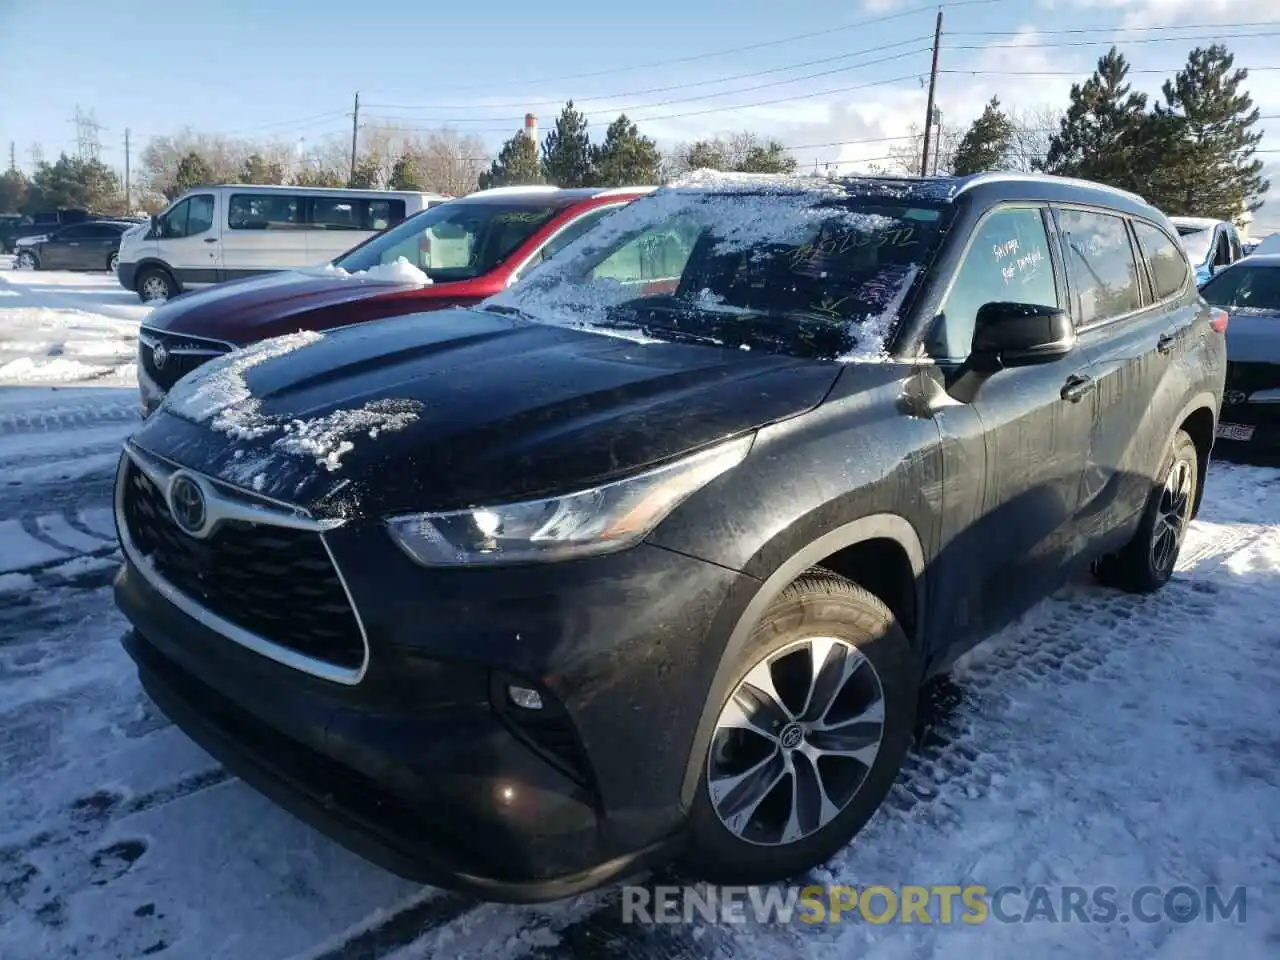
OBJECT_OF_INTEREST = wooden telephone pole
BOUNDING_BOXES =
[920,10,943,177]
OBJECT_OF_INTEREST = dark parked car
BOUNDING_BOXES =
[111,171,1225,903]
[1199,253,1280,446]
[132,186,653,417]
[13,219,131,272]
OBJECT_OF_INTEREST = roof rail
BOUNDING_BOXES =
[593,185,660,197]
[954,171,1147,205]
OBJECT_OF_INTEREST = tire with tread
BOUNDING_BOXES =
[136,266,175,302]
[682,570,919,886]
[1095,428,1198,593]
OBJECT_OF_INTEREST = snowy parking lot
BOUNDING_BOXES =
[0,260,1277,959]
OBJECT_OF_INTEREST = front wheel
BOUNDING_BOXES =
[136,267,174,302]
[15,250,37,270]
[1095,428,1198,593]
[682,571,918,886]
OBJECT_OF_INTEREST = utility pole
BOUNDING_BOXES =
[8,141,15,172]
[932,107,943,176]
[349,92,360,183]
[920,9,943,178]
[124,129,132,212]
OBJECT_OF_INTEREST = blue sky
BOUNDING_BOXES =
[3,0,1280,227]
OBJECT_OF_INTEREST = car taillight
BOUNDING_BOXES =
[1209,308,1229,333]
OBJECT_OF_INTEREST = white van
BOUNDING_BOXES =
[116,184,450,301]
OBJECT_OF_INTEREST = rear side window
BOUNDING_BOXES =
[1059,209,1143,325]
[228,193,301,230]
[1133,221,1190,301]
[930,206,1058,360]
[368,199,406,229]
[311,198,362,230]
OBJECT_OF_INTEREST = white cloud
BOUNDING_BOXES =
[1044,0,1274,27]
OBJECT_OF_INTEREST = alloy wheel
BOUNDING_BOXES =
[1151,456,1193,572]
[16,251,35,269]
[141,275,169,301]
[706,636,885,846]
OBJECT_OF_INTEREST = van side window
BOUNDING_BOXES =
[312,198,362,230]
[159,194,214,239]
[228,194,300,230]
[929,207,1058,360]
[1132,222,1191,301]
[1058,209,1143,325]
[367,200,406,230]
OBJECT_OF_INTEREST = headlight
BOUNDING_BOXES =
[17,235,46,246]
[386,434,753,566]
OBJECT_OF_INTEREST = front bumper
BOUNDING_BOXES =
[112,459,751,900]
[118,260,138,290]
[1216,396,1280,446]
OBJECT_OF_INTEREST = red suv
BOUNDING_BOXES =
[135,185,654,415]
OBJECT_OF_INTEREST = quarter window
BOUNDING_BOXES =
[1133,222,1190,301]
[930,207,1058,360]
[1059,209,1143,325]
[228,193,301,230]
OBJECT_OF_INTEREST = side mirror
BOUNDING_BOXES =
[969,301,1074,372]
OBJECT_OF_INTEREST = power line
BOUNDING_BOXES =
[948,20,1280,36]
[951,30,1280,51]
[363,35,934,113]
[941,65,1280,76]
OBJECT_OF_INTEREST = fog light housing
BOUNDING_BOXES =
[508,685,544,710]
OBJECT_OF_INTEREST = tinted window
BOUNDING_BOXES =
[159,195,215,239]
[526,206,622,273]
[493,192,951,360]
[57,225,94,240]
[333,201,560,281]
[82,223,127,239]
[1201,265,1280,311]
[1133,222,1190,301]
[1059,209,1143,325]
[370,199,406,228]
[311,198,362,230]
[930,207,1058,360]
[228,193,300,230]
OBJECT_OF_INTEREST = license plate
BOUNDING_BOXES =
[1216,422,1255,441]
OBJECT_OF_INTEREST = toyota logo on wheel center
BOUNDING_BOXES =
[168,475,207,535]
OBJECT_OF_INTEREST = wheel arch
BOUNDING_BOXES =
[133,258,180,293]
[1168,393,1218,520]
[678,513,926,808]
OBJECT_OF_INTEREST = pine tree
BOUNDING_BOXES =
[239,152,285,185]
[347,157,381,189]
[1040,47,1152,194]
[952,97,1016,175]
[735,139,797,174]
[682,140,729,171]
[173,151,214,197]
[593,115,662,186]
[478,132,543,189]
[0,169,28,213]
[388,154,425,190]
[292,167,346,188]
[541,101,595,187]
[1155,44,1270,221]
[24,154,120,211]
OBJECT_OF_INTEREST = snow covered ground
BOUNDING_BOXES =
[0,263,1277,959]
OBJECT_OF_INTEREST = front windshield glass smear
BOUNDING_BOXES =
[333,201,559,281]
[485,186,948,360]
[1176,225,1213,265]
[1201,265,1280,311]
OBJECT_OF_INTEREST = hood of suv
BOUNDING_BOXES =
[129,308,841,518]
[143,269,433,343]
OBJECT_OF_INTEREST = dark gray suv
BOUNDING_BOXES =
[112,171,1226,903]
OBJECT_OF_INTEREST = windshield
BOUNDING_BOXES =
[1176,225,1213,265]
[1201,265,1280,311]
[483,185,949,361]
[333,200,560,281]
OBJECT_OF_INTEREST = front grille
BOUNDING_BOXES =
[121,461,365,670]
[1225,360,1280,398]
[139,329,233,392]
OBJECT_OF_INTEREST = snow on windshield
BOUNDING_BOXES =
[484,170,934,361]
[303,257,433,285]
[161,330,424,473]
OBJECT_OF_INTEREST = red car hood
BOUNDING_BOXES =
[143,269,435,343]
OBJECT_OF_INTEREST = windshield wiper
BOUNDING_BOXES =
[480,303,539,322]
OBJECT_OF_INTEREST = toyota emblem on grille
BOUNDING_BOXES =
[168,474,207,535]
[1224,389,1248,405]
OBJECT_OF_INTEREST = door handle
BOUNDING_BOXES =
[1157,332,1178,354]
[203,238,218,243]
[1061,373,1095,403]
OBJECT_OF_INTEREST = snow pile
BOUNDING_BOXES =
[162,330,324,438]
[306,257,433,286]
[0,301,144,387]
[162,330,424,473]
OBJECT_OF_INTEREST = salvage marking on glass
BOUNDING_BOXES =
[789,226,919,267]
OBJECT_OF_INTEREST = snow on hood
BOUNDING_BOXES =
[161,330,424,473]
[483,171,921,361]
[302,256,433,286]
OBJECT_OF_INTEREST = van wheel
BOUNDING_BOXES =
[683,571,917,885]
[136,267,174,302]
[1095,428,1198,593]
